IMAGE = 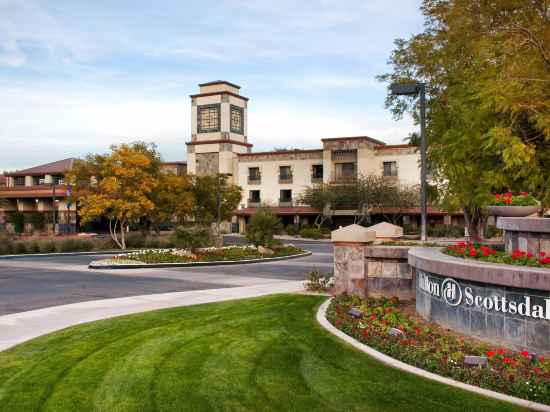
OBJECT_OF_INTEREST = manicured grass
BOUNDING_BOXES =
[0,295,527,412]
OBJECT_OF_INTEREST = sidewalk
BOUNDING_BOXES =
[0,281,305,352]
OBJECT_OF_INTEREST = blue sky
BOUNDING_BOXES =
[0,0,424,171]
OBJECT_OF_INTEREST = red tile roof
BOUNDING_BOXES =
[4,158,77,177]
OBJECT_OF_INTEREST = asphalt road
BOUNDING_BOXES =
[0,237,333,315]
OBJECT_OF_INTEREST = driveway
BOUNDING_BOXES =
[0,238,333,315]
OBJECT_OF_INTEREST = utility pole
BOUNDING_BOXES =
[52,182,56,234]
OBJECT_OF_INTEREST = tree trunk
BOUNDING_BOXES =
[464,207,485,242]
[109,219,124,249]
[120,220,127,249]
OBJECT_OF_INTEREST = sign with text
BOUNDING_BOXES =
[417,271,550,321]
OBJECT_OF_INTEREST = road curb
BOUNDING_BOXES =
[88,251,313,269]
[316,298,550,412]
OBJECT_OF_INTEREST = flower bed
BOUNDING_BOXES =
[444,242,550,268]
[327,295,550,404]
[91,245,306,266]
[491,192,538,206]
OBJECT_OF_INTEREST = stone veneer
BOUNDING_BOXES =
[497,217,550,258]
[365,246,414,300]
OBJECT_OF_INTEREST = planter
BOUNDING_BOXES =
[487,205,539,217]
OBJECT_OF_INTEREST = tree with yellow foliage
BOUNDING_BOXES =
[67,142,161,249]
[148,172,195,233]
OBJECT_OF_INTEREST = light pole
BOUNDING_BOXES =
[216,173,232,247]
[390,82,428,242]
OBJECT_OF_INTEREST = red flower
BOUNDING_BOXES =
[362,329,369,338]
[527,252,534,259]
[370,314,377,321]
[503,357,512,364]
[539,356,545,362]
[504,192,513,198]
[469,249,477,257]
[541,252,547,257]
[487,351,496,358]
[497,348,506,355]
[520,192,529,197]
[520,350,529,358]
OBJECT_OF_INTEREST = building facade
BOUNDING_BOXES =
[186,81,432,231]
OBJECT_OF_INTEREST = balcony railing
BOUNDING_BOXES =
[330,173,358,183]
[278,198,293,207]
[248,176,261,185]
[278,175,293,184]
[247,199,261,208]
[311,174,323,183]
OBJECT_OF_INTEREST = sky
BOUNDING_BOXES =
[0,0,424,171]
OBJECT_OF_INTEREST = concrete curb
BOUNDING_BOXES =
[316,298,550,412]
[0,281,305,352]
[88,251,313,269]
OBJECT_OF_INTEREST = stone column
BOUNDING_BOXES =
[331,224,375,297]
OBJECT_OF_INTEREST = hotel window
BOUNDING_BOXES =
[312,164,323,180]
[279,166,292,180]
[383,161,398,177]
[230,105,243,134]
[33,175,46,185]
[52,175,64,184]
[14,176,25,186]
[248,167,261,183]
[197,104,220,133]
[249,190,261,203]
[280,189,292,202]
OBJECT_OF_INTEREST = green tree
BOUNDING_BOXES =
[190,174,242,244]
[246,208,283,247]
[378,0,550,238]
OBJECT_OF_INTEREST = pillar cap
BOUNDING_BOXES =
[331,224,376,243]
[365,221,403,239]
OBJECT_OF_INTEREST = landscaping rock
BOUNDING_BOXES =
[258,245,275,255]
[366,222,404,240]
[172,249,197,259]
[347,308,363,318]
[464,355,488,367]
[388,327,405,338]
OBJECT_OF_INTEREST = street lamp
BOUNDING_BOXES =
[390,82,428,242]
[216,173,233,247]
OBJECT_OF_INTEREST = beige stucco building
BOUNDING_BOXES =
[186,81,430,231]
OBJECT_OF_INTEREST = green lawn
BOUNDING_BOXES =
[0,295,527,412]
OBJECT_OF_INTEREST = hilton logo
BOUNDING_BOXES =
[418,271,550,320]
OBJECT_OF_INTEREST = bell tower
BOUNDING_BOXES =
[186,81,252,178]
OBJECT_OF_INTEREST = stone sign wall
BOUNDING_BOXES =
[416,269,550,353]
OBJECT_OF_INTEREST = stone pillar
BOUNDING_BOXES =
[497,217,550,257]
[331,224,375,297]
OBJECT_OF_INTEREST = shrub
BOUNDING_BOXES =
[13,241,28,254]
[58,238,94,252]
[170,226,211,249]
[9,212,25,234]
[0,234,14,255]
[402,223,418,235]
[30,212,46,232]
[144,238,160,249]
[485,225,502,239]
[299,227,323,239]
[246,209,283,246]
[125,232,146,249]
[28,240,41,254]
[285,225,299,236]
[39,240,57,253]
[305,269,334,292]
[427,225,464,238]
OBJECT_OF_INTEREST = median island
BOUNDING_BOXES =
[89,245,309,268]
